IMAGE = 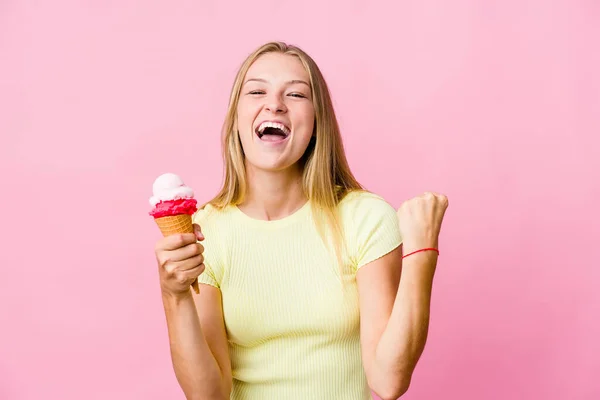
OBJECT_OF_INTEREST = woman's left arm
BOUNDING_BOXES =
[357,192,448,400]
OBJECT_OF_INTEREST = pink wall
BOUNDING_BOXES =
[1,1,599,399]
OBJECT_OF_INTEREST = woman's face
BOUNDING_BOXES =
[236,52,315,173]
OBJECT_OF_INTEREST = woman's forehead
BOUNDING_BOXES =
[245,53,309,83]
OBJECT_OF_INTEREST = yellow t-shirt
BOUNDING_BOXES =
[193,190,402,399]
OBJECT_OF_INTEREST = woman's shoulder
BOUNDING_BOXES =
[337,189,398,231]
[192,202,236,228]
[338,189,396,215]
[337,189,402,263]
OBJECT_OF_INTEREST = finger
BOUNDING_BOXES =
[433,193,449,210]
[193,224,205,241]
[160,233,198,251]
[178,264,206,284]
[172,267,202,288]
[158,243,203,270]
[183,252,205,270]
[442,195,449,207]
[168,242,204,263]
[163,253,204,274]
[436,199,449,224]
[178,253,205,272]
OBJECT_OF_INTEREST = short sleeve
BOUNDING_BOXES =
[192,207,224,289]
[341,192,403,270]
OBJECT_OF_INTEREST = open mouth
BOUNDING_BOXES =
[255,121,290,142]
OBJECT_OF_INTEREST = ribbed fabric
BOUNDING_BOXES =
[193,191,402,399]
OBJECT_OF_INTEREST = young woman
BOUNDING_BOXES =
[154,42,448,400]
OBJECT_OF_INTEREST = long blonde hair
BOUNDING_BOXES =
[208,41,363,272]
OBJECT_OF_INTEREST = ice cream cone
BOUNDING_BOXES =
[154,214,194,236]
[154,214,200,294]
[149,173,201,295]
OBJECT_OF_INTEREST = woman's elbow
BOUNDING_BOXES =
[372,375,412,400]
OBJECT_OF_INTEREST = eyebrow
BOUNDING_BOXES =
[243,78,310,87]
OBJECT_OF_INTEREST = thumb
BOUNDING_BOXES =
[193,223,205,241]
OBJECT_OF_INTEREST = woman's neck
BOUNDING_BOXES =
[239,164,307,221]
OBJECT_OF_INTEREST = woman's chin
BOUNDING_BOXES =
[246,158,303,175]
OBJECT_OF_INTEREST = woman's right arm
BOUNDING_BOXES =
[156,227,232,400]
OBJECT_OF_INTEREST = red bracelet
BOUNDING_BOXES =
[402,248,439,259]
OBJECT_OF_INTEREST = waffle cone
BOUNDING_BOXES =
[154,213,199,294]
[154,214,194,236]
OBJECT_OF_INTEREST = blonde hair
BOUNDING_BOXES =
[207,41,363,272]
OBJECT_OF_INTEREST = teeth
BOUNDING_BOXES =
[257,121,290,135]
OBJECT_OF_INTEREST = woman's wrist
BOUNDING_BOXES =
[402,241,439,257]
[401,244,439,271]
[161,287,194,306]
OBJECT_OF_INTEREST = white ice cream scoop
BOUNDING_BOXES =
[149,173,195,206]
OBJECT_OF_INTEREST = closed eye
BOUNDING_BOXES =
[249,90,265,95]
[289,93,306,98]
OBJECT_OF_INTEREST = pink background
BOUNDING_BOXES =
[1,1,599,399]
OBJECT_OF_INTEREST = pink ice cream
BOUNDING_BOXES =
[148,173,198,218]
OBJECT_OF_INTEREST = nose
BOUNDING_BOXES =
[265,94,287,113]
